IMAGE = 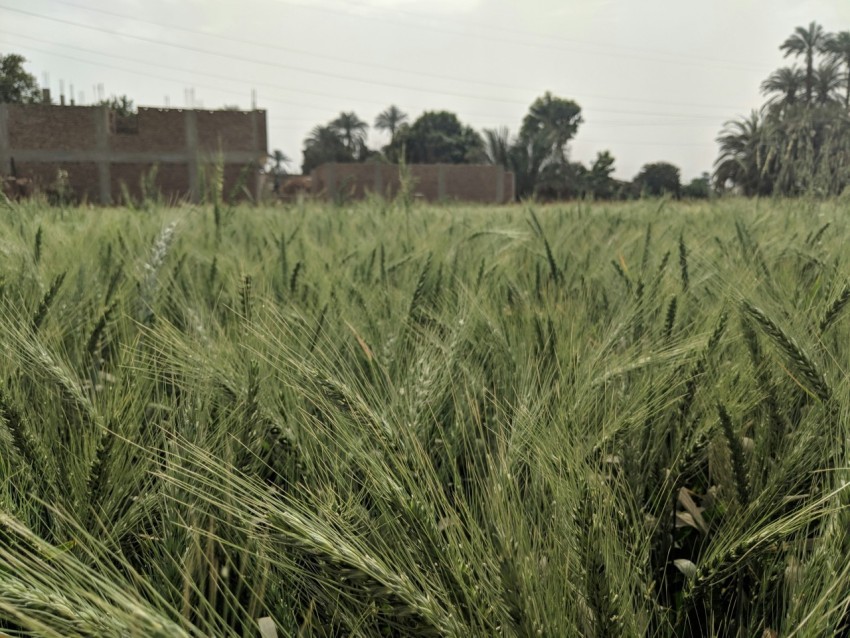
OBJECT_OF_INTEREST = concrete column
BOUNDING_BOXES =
[250,110,259,153]
[0,104,9,176]
[374,163,382,195]
[94,106,111,205]
[437,164,446,201]
[326,163,336,199]
[251,110,261,201]
[185,110,199,202]
[495,168,505,204]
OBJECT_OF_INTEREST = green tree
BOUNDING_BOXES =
[389,111,484,164]
[483,126,550,199]
[714,110,772,196]
[761,66,805,111]
[520,91,583,164]
[271,149,290,173]
[813,60,843,105]
[824,30,850,108]
[682,172,712,199]
[100,95,136,116]
[330,112,369,153]
[717,24,850,198]
[780,22,831,105]
[302,125,353,174]
[483,127,512,168]
[587,150,616,199]
[536,160,589,200]
[0,53,41,103]
[770,104,850,195]
[268,149,290,192]
[633,162,681,197]
[374,105,408,142]
[483,93,584,200]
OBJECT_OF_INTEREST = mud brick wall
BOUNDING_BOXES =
[8,105,99,151]
[311,163,515,204]
[16,161,100,203]
[196,111,261,153]
[0,103,267,204]
[110,109,187,153]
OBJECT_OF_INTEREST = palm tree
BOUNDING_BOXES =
[814,60,843,105]
[761,66,805,110]
[374,106,408,141]
[269,149,290,192]
[306,125,341,149]
[482,126,551,199]
[483,127,513,168]
[714,110,772,195]
[271,149,290,173]
[330,112,368,152]
[520,92,582,162]
[780,22,831,105]
[824,30,850,108]
[511,131,553,199]
[302,125,352,173]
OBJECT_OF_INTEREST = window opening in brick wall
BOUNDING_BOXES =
[109,111,139,135]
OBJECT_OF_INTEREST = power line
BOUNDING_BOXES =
[2,40,726,153]
[0,28,725,157]
[0,4,750,121]
[292,0,775,74]
[3,33,730,134]
[0,31,391,109]
[0,4,534,106]
[1,28,735,122]
[41,0,752,113]
[41,0,552,94]
[274,0,773,74]
[0,38,337,112]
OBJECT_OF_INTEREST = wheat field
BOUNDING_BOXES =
[1,195,849,637]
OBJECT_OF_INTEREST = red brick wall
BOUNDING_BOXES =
[107,163,254,203]
[111,163,194,203]
[311,164,397,199]
[110,109,187,153]
[256,115,268,159]
[4,104,267,203]
[7,105,100,151]
[504,172,515,202]
[196,111,260,153]
[16,161,100,202]
[311,163,515,203]
[222,163,256,200]
[414,165,440,199]
[157,165,192,202]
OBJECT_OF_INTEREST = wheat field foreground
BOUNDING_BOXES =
[1,197,849,637]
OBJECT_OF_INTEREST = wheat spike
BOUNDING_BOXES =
[743,301,831,402]
[717,404,750,506]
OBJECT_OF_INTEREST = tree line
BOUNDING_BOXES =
[8,22,850,202]
[0,51,710,201]
[715,22,850,196]
[298,93,709,201]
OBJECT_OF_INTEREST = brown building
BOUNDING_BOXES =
[311,162,515,204]
[0,103,267,204]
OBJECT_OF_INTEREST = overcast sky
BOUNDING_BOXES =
[2,0,849,180]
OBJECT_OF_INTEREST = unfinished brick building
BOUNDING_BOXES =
[311,162,515,204]
[0,102,267,204]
